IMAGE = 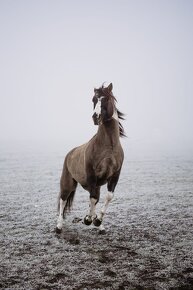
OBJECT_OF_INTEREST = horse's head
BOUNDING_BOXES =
[92,83,116,125]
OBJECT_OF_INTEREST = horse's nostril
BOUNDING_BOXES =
[92,113,97,120]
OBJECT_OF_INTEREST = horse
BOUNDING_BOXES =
[56,83,125,234]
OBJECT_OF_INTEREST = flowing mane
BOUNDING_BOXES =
[97,84,126,138]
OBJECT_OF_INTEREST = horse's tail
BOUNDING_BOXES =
[57,190,76,218]
[64,190,76,217]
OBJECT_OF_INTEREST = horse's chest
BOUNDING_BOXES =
[95,156,121,179]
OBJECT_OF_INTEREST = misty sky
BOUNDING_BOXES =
[0,0,193,155]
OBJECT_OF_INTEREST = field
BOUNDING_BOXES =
[0,150,193,290]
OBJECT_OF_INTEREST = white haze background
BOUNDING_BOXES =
[0,0,193,157]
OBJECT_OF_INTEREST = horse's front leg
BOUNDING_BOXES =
[93,171,120,233]
[84,197,97,225]
[93,191,114,232]
[84,186,100,226]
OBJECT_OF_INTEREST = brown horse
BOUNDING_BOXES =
[56,83,125,234]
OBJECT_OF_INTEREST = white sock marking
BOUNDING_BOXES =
[99,224,105,232]
[89,197,97,218]
[57,198,67,229]
[98,191,114,220]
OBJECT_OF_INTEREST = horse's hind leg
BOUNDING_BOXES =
[56,168,77,233]
[56,190,71,233]
[94,170,121,233]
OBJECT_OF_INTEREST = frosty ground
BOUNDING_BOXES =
[0,150,193,290]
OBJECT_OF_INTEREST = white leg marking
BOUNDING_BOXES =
[89,197,97,218]
[98,191,114,221]
[99,224,105,232]
[57,198,67,229]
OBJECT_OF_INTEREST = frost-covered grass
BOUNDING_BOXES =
[0,151,193,290]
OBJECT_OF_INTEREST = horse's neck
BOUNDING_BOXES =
[96,119,120,149]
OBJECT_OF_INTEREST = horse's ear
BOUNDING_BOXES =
[94,88,96,92]
[107,83,113,92]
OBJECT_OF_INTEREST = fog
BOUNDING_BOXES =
[0,0,193,156]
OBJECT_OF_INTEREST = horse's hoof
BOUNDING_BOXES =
[83,215,92,226]
[93,217,102,227]
[56,227,62,234]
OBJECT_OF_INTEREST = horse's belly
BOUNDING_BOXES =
[72,172,87,185]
